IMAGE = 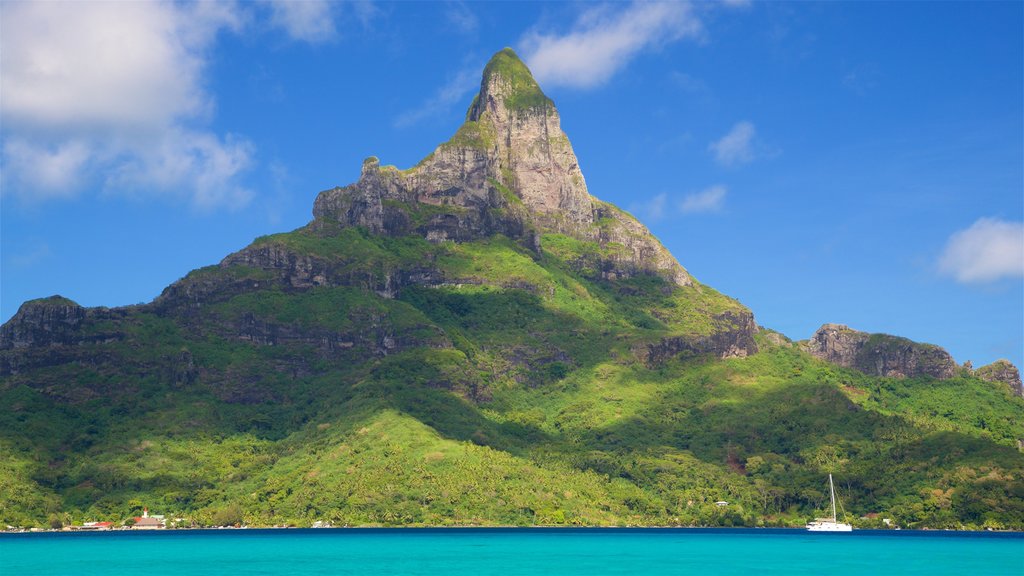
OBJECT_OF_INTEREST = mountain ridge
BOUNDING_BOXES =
[1,49,1022,530]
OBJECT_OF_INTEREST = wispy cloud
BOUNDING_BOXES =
[519,1,703,89]
[105,129,255,210]
[394,68,479,128]
[350,1,382,29]
[679,185,727,213]
[263,0,379,41]
[10,243,53,268]
[267,0,338,43]
[709,121,756,166]
[2,140,92,197]
[670,71,712,97]
[842,63,880,96]
[630,185,727,222]
[629,192,669,222]
[938,218,1024,284]
[445,1,479,35]
[0,1,252,210]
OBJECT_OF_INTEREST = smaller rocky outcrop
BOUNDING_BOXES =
[222,243,328,289]
[0,296,87,350]
[803,323,958,380]
[634,310,759,366]
[975,359,1023,397]
[0,297,133,377]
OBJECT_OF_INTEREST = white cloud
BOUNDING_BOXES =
[2,139,92,197]
[939,218,1024,284]
[107,129,254,210]
[394,69,479,128]
[709,121,756,166]
[0,1,252,210]
[1,2,233,131]
[268,0,337,43]
[679,185,726,213]
[519,2,703,89]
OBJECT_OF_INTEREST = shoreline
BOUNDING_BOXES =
[4,526,1023,536]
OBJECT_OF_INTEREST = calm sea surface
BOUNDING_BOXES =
[1,528,1021,575]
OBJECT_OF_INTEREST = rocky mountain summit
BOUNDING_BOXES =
[311,48,692,288]
[149,48,754,362]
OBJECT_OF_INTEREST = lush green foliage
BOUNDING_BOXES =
[2,224,1022,530]
[442,119,498,152]
[481,48,554,112]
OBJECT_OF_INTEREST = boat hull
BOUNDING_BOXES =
[806,521,853,532]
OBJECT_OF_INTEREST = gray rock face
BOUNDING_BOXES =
[803,323,958,380]
[976,360,1024,397]
[634,310,759,365]
[1,297,87,350]
[0,296,132,377]
[223,243,328,289]
[312,48,691,288]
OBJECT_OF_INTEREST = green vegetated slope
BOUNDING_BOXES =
[2,224,1022,530]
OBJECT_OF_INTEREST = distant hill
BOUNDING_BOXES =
[2,49,1022,530]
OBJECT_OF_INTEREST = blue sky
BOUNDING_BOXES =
[2,1,1022,368]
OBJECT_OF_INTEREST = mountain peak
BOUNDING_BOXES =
[469,48,553,119]
[311,47,694,288]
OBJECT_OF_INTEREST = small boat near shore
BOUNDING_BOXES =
[806,473,853,532]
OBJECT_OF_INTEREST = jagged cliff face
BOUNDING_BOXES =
[462,51,591,225]
[803,323,958,380]
[312,48,691,288]
[0,297,86,350]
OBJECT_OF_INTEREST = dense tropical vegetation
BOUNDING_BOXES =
[2,225,1022,530]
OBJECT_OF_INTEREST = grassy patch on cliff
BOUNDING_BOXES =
[481,48,554,112]
[442,119,498,152]
[254,226,437,268]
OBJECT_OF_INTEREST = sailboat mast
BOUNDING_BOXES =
[828,473,837,522]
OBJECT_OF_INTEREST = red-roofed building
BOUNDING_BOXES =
[132,508,165,530]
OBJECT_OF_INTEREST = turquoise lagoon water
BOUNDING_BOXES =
[2,528,1021,575]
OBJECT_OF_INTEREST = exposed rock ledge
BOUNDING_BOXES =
[1,296,88,350]
[976,359,1024,397]
[802,323,958,380]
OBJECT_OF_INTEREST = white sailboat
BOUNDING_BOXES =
[806,473,853,532]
